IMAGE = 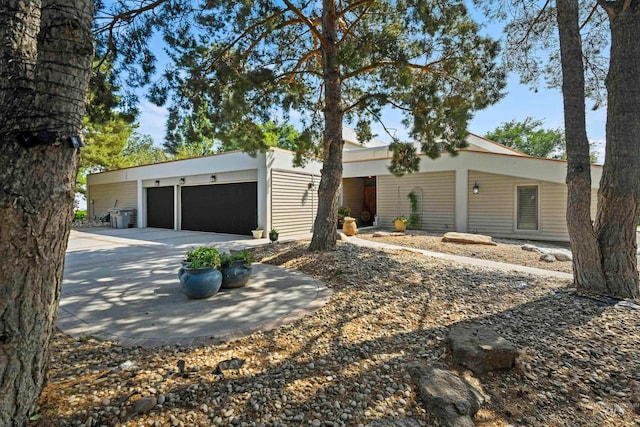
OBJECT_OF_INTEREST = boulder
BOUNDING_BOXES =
[448,324,519,374]
[540,253,557,262]
[407,363,485,427]
[134,396,157,414]
[548,249,572,261]
[442,232,497,246]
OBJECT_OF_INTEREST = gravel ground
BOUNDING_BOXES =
[356,230,574,273]
[32,240,640,427]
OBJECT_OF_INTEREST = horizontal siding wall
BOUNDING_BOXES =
[271,170,318,237]
[88,181,138,221]
[377,171,455,231]
[468,171,572,241]
[342,178,364,219]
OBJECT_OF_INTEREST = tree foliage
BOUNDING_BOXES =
[485,117,565,158]
[97,0,505,249]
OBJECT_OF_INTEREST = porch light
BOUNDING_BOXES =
[210,175,217,182]
[179,177,185,184]
[472,181,480,195]
[154,180,160,187]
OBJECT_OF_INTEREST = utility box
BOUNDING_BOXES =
[108,208,136,229]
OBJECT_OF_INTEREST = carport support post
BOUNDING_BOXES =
[455,169,468,233]
[136,179,144,228]
[258,152,271,231]
[174,185,180,230]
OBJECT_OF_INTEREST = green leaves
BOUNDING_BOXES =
[484,117,566,159]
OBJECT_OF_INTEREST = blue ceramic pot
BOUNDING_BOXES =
[178,266,222,299]
[220,261,252,289]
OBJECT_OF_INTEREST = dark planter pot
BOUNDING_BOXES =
[178,266,222,299]
[269,231,279,243]
[220,261,252,289]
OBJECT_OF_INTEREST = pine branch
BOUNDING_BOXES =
[282,0,327,46]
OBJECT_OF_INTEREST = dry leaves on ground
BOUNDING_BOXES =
[32,241,639,427]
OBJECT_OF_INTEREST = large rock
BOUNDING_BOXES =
[442,232,497,246]
[448,324,519,375]
[407,363,484,427]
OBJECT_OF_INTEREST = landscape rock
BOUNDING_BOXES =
[547,249,572,261]
[407,363,484,427]
[134,396,157,414]
[366,417,421,427]
[540,253,557,262]
[442,232,497,246]
[448,324,519,374]
[521,244,541,252]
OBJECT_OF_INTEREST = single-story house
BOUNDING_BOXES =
[86,129,601,242]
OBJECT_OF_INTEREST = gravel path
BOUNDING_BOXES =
[33,241,640,427]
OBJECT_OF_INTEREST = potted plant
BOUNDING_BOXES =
[178,246,223,299]
[252,228,264,239]
[393,216,408,232]
[269,228,279,243]
[219,250,255,288]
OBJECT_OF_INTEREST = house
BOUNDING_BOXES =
[86,130,601,241]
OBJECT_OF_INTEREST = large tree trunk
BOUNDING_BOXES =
[309,0,343,251]
[556,0,607,292]
[0,1,93,425]
[594,1,640,299]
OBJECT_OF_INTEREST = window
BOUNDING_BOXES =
[517,185,538,230]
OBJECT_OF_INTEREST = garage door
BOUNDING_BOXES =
[181,182,257,235]
[147,187,174,229]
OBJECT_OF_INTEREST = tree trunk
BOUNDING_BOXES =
[594,1,640,299]
[556,0,607,292]
[309,0,343,251]
[0,1,93,425]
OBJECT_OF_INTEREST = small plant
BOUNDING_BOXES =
[220,250,255,268]
[407,190,420,229]
[394,215,408,223]
[269,228,279,242]
[184,246,221,269]
[337,206,351,227]
[74,210,87,221]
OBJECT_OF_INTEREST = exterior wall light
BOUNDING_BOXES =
[308,182,314,190]
[472,181,480,195]
[210,175,217,182]
[179,177,186,184]
[154,180,160,187]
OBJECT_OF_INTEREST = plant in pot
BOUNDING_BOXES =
[219,250,255,289]
[251,227,264,239]
[178,246,222,299]
[269,228,279,243]
[393,215,408,232]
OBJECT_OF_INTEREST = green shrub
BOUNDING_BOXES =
[220,250,255,268]
[184,246,221,269]
[74,210,87,221]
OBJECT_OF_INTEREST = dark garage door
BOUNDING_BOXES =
[147,187,174,229]
[181,182,257,235]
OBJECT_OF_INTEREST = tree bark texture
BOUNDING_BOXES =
[594,1,640,299]
[0,1,93,425]
[556,0,607,293]
[309,0,343,251]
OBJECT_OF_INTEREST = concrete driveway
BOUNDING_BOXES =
[58,228,330,347]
